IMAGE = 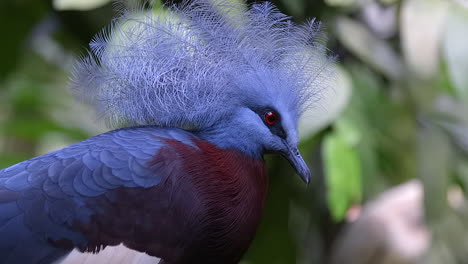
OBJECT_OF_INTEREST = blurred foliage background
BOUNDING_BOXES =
[1,0,468,263]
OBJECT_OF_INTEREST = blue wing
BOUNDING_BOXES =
[0,126,196,264]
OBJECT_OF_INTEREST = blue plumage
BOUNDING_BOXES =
[71,0,333,129]
[0,127,196,263]
[1,1,334,263]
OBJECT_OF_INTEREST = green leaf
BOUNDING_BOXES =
[342,65,417,191]
[325,0,358,7]
[323,127,362,221]
[418,124,453,223]
[53,0,112,11]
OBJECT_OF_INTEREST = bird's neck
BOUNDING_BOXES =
[195,125,264,160]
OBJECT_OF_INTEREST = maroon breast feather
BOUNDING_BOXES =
[72,137,268,264]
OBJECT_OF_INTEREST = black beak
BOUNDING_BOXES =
[282,143,311,184]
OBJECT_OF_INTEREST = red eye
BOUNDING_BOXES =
[265,111,278,125]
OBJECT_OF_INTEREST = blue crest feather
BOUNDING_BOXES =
[71,0,334,130]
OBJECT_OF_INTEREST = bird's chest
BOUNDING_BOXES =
[194,159,267,240]
[168,142,269,263]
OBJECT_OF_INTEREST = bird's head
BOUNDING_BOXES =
[71,0,334,183]
[200,65,313,183]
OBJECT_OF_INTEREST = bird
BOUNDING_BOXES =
[0,0,334,263]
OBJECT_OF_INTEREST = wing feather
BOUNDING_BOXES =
[0,126,196,263]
